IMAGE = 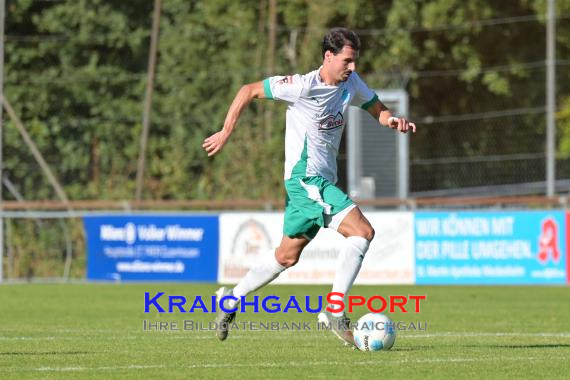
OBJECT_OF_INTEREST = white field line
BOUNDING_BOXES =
[35,365,166,372]
[0,332,569,341]
[402,332,570,338]
[2,356,569,373]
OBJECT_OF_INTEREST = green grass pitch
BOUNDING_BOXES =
[0,283,568,379]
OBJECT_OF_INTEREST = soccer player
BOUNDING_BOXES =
[202,27,416,347]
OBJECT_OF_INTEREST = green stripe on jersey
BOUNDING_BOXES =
[361,93,379,110]
[263,78,274,99]
[291,136,308,178]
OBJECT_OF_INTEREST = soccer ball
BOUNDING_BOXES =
[353,313,396,352]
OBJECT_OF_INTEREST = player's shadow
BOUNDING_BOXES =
[0,351,90,355]
[391,346,436,351]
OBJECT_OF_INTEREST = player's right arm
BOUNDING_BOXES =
[202,81,265,157]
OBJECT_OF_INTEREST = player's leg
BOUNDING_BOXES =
[215,234,310,341]
[318,207,374,347]
[215,180,321,341]
[328,206,374,316]
[232,234,310,301]
[336,206,375,240]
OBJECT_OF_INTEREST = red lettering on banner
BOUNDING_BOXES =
[537,218,560,263]
[567,213,570,284]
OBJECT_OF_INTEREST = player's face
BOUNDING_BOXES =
[328,45,358,83]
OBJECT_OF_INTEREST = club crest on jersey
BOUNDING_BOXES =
[319,112,345,131]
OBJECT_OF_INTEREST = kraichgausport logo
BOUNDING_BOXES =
[144,292,427,314]
[142,319,428,332]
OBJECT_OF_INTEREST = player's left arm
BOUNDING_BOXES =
[366,100,416,133]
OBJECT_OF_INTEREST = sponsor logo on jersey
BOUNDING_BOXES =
[319,111,345,131]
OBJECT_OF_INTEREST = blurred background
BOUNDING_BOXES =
[1,0,569,280]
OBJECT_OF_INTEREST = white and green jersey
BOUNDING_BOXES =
[263,68,378,184]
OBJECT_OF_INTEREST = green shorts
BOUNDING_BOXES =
[283,176,354,239]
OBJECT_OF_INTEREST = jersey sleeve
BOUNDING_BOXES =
[349,72,379,110]
[263,75,303,104]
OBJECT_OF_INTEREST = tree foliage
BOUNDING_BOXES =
[4,0,570,201]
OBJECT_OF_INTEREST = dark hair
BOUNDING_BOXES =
[322,28,361,58]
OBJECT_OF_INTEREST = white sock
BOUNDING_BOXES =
[229,250,286,308]
[330,236,370,317]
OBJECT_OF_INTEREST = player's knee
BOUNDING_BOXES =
[362,226,375,242]
[275,249,299,268]
[276,255,299,268]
